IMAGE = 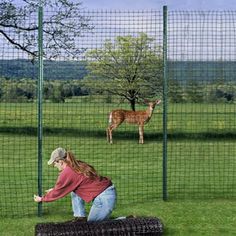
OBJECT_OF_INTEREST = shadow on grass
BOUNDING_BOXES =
[0,126,236,140]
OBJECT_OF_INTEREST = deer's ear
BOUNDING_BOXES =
[143,99,149,104]
[156,99,161,104]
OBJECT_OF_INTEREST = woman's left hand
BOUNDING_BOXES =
[34,194,42,202]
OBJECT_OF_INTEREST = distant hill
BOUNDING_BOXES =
[0,59,236,82]
[0,59,88,80]
[168,61,236,82]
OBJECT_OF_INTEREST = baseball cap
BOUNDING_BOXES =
[48,147,67,165]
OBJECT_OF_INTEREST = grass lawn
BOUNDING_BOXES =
[0,100,235,235]
[1,199,236,236]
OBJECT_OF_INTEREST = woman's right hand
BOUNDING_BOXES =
[34,195,42,202]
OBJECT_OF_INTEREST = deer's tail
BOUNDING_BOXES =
[108,112,113,124]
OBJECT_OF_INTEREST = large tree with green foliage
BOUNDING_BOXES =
[84,33,163,110]
[0,0,91,59]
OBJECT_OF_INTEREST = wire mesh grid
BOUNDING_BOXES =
[0,7,163,217]
[167,11,236,199]
[40,10,163,216]
[0,7,236,218]
[0,10,38,217]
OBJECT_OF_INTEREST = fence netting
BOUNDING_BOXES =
[0,8,163,217]
[41,9,163,217]
[167,11,236,199]
[0,8,235,218]
[0,11,38,217]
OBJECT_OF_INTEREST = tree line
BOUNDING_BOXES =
[0,77,234,104]
[0,78,88,103]
[1,1,235,106]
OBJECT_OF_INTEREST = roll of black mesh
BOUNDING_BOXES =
[35,217,164,236]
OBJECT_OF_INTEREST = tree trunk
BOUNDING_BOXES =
[130,99,136,111]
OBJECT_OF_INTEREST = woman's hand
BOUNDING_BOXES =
[34,194,42,202]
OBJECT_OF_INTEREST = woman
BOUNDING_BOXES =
[34,147,116,222]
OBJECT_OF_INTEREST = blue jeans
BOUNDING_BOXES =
[71,185,117,222]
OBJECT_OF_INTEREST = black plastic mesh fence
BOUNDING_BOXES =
[0,9,38,217]
[35,217,164,236]
[167,11,236,199]
[40,9,163,217]
[0,7,235,218]
[0,8,163,217]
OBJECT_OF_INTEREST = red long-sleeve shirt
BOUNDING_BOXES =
[42,166,112,203]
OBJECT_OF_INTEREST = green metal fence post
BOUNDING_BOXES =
[37,6,43,217]
[163,5,168,201]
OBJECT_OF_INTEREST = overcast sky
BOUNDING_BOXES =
[7,0,236,60]
[13,0,236,11]
[82,0,236,11]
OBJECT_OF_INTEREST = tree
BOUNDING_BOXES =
[185,79,204,103]
[0,0,92,59]
[168,79,184,103]
[83,33,163,110]
[0,78,36,102]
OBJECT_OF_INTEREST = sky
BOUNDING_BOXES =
[81,0,236,61]
[5,0,236,61]
[13,0,236,11]
[82,0,236,11]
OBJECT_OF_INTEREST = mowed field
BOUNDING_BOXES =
[0,100,235,235]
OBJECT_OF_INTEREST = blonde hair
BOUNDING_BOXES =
[64,151,103,180]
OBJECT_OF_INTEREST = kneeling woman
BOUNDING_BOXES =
[34,147,116,222]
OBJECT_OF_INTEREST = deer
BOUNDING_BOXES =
[106,99,161,144]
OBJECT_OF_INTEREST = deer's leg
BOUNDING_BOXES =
[106,126,113,144]
[109,128,113,144]
[107,125,114,144]
[106,128,110,143]
[139,125,144,144]
[107,124,120,144]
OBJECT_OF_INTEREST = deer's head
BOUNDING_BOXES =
[144,99,161,110]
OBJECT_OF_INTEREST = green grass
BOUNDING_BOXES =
[1,200,236,236]
[0,100,235,235]
[0,102,235,134]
